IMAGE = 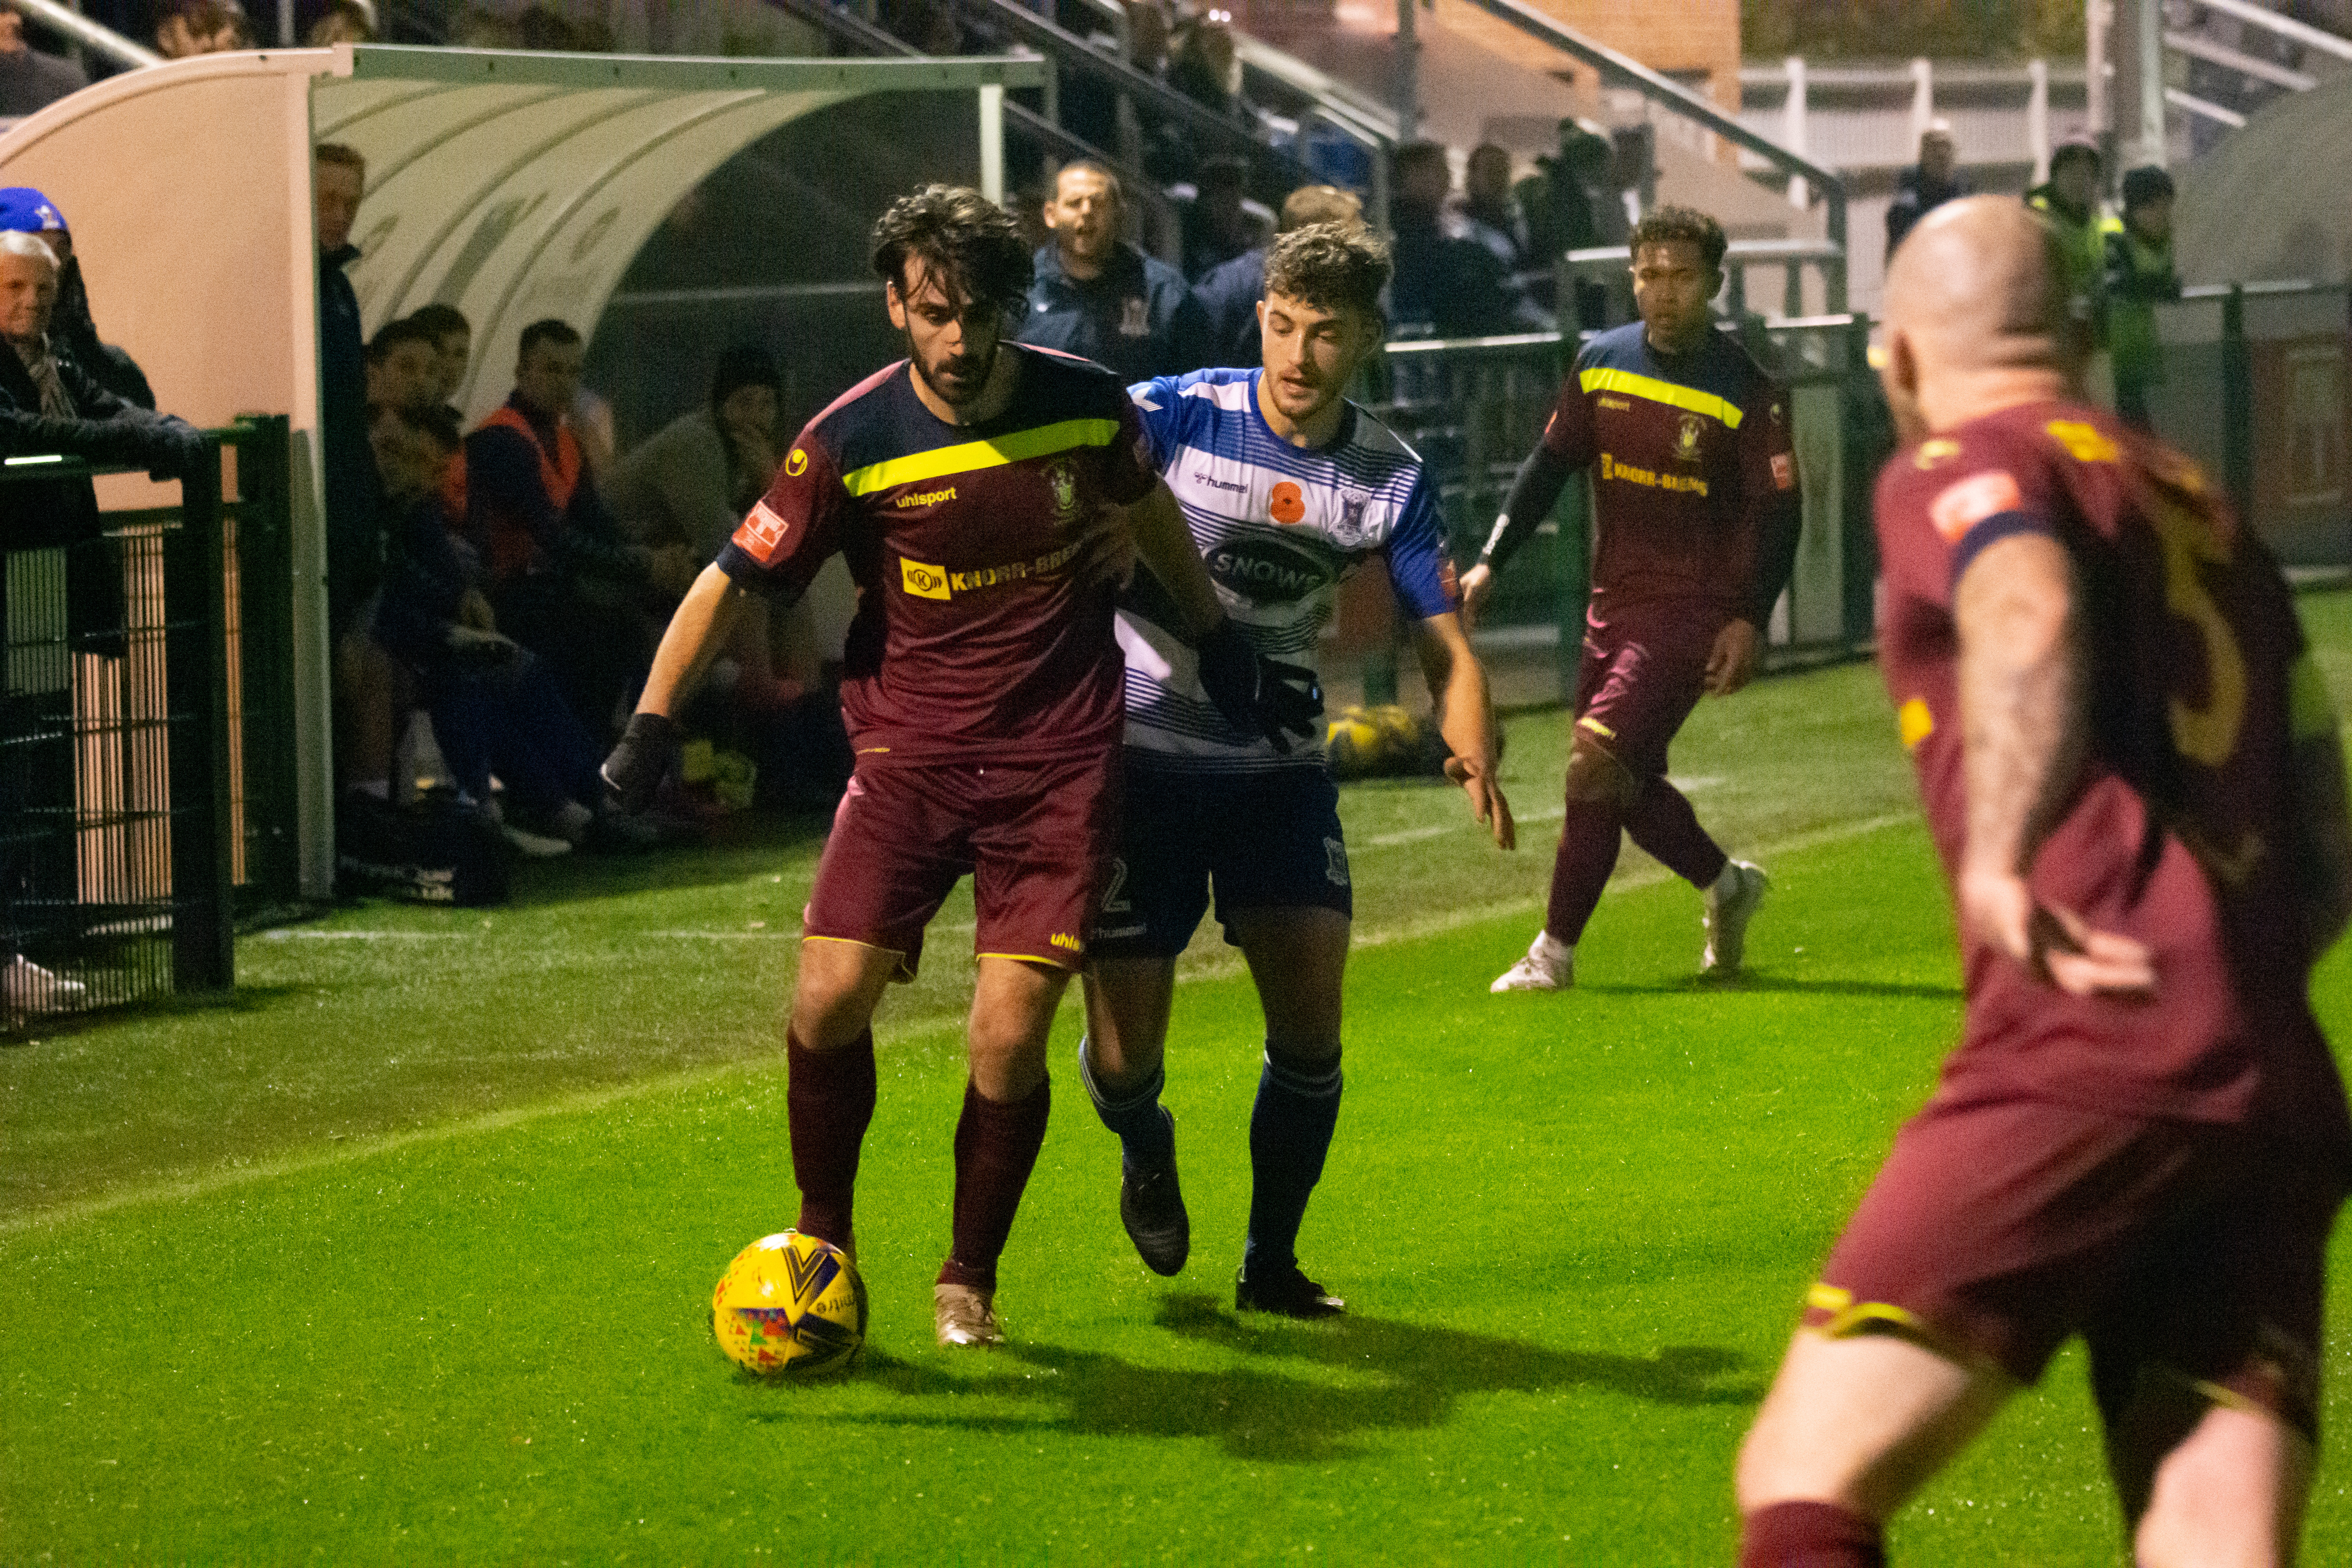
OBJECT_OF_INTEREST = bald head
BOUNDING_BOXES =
[1880,196,2082,438]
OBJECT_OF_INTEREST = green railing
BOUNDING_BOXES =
[1354,316,1885,702]
[0,416,296,1029]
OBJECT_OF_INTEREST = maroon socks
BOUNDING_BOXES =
[1739,1502,1886,1568]
[936,1077,1052,1290]
[786,1027,877,1248]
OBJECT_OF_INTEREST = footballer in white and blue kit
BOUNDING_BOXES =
[1074,221,1517,1317]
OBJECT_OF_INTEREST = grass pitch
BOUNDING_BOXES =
[9,598,2352,1563]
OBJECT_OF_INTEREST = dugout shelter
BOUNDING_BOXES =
[0,44,1042,899]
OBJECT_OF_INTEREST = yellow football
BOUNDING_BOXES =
[711,1230,867,1377]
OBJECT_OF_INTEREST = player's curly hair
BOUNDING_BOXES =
[1264,221,1392,324]
[1629,204,1729,272]
[869,184,1034,317]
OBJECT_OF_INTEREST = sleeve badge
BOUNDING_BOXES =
[1928,470,2023,543]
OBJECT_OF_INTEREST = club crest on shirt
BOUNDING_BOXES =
[1046,458,1080,523]
[1119,297,1150,337]
[1673,414,1704,464]
[1329,488,1374,546]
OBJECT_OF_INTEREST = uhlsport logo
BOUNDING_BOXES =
[1049,932,1083,953]
[785,447,808,477]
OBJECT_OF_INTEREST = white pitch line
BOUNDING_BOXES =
[2,810,1913,1238]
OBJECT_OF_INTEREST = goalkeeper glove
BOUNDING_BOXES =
[1196,617,1323,753]
[601,711,682,815]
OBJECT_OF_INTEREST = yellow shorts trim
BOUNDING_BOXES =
[803,932,916,984]
[975,949,1080,971]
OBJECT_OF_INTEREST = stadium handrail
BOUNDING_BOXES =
[2,0,161,70]
[943,0,1314,189]
[763,0,1182,247]
[1445,0,1849,314]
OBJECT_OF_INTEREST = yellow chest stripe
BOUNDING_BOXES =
[1579,367,1745,430]
[841,417,1121,498]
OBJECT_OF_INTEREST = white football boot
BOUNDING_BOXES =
[1702,860,1770,974]
[933,1282,1004,1347]
[1490,930,1574,993]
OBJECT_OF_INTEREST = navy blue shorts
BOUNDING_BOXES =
[1092,762,1352,960]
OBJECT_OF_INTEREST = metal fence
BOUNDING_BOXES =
[1,417,295,1032]
[1352,314,1885,701]
[1345,283,2350,702]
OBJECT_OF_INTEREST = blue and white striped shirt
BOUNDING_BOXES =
[1120,368,1457,773]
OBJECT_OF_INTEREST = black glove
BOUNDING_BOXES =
[601,711,682,815]
[1195,617,1323,753]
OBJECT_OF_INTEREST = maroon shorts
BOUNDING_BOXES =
[1805,1093,2341,1440]
[1572,602,1726,779]
[802,748,1120,981]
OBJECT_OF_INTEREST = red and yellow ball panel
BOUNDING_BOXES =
[712,1230,868,1376]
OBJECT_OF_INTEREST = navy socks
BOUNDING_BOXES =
[1077,1035,1177,1170]
[1243,1049,1342,1277]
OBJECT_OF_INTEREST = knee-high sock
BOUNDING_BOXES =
[787,1028,876,1249]
[1545,795,1627,945]
[938,1077,1053,1290]
[1622,773,1728,889]
[1243,1049,1343,1277]
[1739,1502,1885,1568]
[1077,1034,1176,1170]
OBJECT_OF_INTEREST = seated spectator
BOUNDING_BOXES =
[1016,160,1212,383]
[0,231,203,1013]
[366,402,649,852]
[0,11,86,118]
[1515,119,1613,325]
[366,316,443,416]
[1178,154,1269,282]
[306,1,376,45]
[1192,182,1362,368]
[405,301,472,417]
[0,187,152,409]
[1389,141,1551,338]
[461,317,668,740]
[153,0,252,55]
[606,345,850,813]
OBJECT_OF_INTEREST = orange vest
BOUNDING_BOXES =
[471,403,584,585]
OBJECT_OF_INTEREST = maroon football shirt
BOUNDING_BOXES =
[718,345,1158,765]
[1875,398,2350,1149]
[1537,321,1799,619]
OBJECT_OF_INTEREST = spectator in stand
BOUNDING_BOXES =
[1179,155,1267,282]
[1463,143,1536,274]
[314,143,380,644]
[1515,118,1612,320]
[0,11,85,118]
[406,301,472,417]
[0,189,152,409]
[153,0,252,55]
[1885,122,1969,262]
[462,318,669,739]
[1167,7,1247,124]
[365,402,648,853]
[306,1,376,45]
[1390,140,1550,338]
[1016,159,1212,383]
[2106,165,2183,432]
[2027,133,2109,329]
[1192,182,1363,368]
[606,344,851,813]
[0,230,204,1014]
[365,316,443,416]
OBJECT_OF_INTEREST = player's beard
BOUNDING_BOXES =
[911,329,1000,413]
